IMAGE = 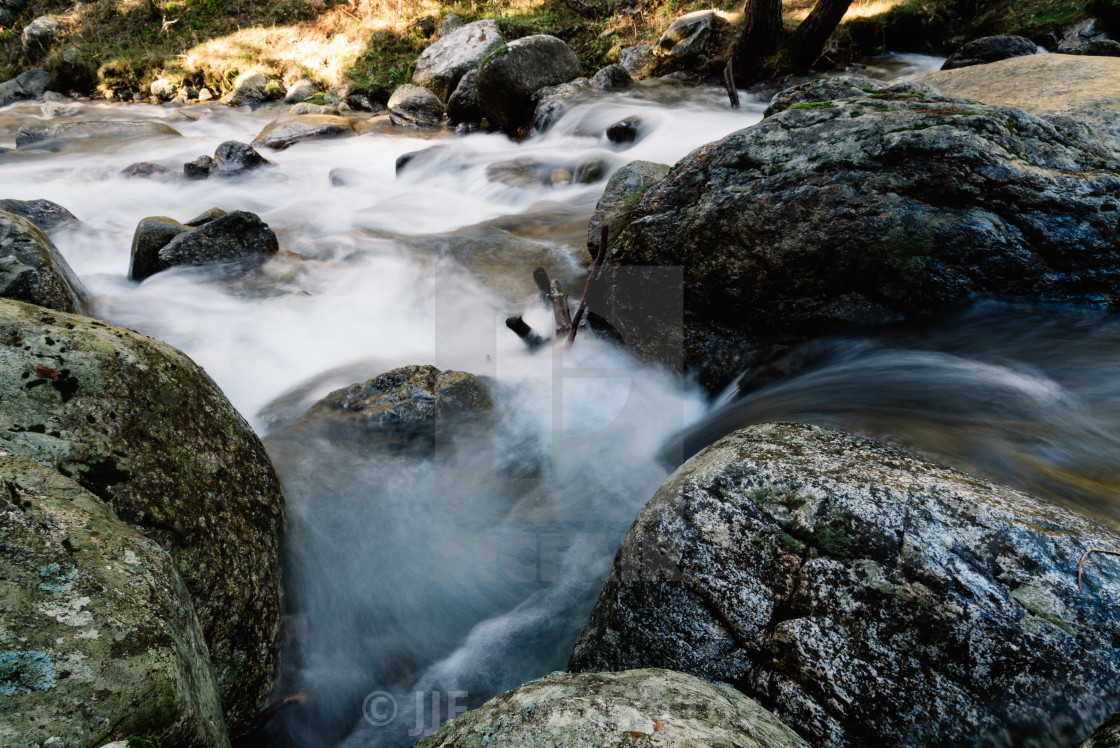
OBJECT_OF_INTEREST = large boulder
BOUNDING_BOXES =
[476,34,582,135]
[414,668,809,747]
[412,19,504,103]
[570,423,1120,746]
[21,16,60,61]
[15,121,182,149]
[0,211,88,314]
[0,198,79,234]
[0,299,286,732]
[0,68,50,107]
[251,114,355,150]
[446,68,483,125]
[655,10,730,66]
[1084,713,1120,747]
[912,54,1120,142]
[592,77,1120,391]
[387,83,445,128]
[941,35,1037,70]
[129,209,279,281]
[0,452,229,748]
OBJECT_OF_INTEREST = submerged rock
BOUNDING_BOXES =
[476,34,582,135]
[0,452,228,747]
[387,83,445,128]
[412,19,504,103]
[570,423,1120,746]
[594,78,1120,391]
[0,299,287,732]
[121,161,180,183]
[251,114,355,150]
[303,364,491,451]
[0,198,79,234]
[414,668,809,747]
[0,211,88,314]
[15,121,182,149]
[129,210,278,280]
[941,35,1037,70]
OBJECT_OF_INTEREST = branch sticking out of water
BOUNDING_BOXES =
[723,59,740,110]
[567,226,609,347]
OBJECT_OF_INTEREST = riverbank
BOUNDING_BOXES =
[0,0,1109,102]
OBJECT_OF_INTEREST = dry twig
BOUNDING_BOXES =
[1077,548,1120,591]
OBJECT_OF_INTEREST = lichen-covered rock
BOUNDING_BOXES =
[594,77,1120,391]
[301,364,491,451]
[0,211,88,314]
[655,10,729,65]
[15,121,182,149]
[1083,713,1120,747]
[21,16,59,61]
[586,160,669,260]
[570,423,1120,746]
[387,83,445,128]
[476,34,582,135]
[250,114,355,150]
[413,669,809,747]
[0,452,229,748]
[0,299,286,732]
[940,35,1037,70]
[0,68,50,107]
[0,198,79,234]
[412,19,504,103]
[446,68,483,125]
[129,210,278,280]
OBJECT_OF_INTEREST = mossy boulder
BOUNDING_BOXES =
[0,299,286,733]
[570,423,1120,745]
[0,451,228,748]
[413,668,809,747]
[0,211,88,314]
[586,160,670,261]
[476,35,582,136]
[593,77,1120,391]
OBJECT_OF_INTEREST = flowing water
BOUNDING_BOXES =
[7,52,1119,747]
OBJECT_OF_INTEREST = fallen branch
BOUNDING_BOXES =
[1077,548,1120,591]
[506,316,546,350]
[723,59,740,110]
[549,280,572,335]
[566,226,608,346]
[231,693,307,745]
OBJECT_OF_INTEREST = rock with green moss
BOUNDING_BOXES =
[569,423,1120,746]
[586,160,669,261]
[413,668,808,747]
[0,451,229,748]
[0,211,88,314]
[0,299,285,734]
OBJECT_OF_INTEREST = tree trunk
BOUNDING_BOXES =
[782,0,856,71]
[732,0,784,81]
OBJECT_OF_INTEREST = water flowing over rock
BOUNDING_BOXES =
[0,198,79,234]
[0,452,229,748]
[387,83,445,128]
[0,68,50,107]
[592,77,1120,391]
[531,78,592,133]
[0,299,286,732]
[941,35,1037,69]
[413,669,810,747]
[476,34,582,135]
[251,114,355,150]
[15,121,182,150]
[411,19,504,103]
[0,211,88,314]
[569,423,1120,746]
[122,161,180,182]
[129,209,278,280]
[211,139,270,175]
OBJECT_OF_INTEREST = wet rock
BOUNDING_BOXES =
[586,160,669,260]
[21,16,60,61]
[0,211,88,314]
[592,62,633,90]
[606,116,641,143]
[290,101,338,115]
[283,77,318,103]
[394,144,450,176]
[446,68,483,125]
[302,364,491,451]
[595,78,1120,391]
[134,210,279,279]
[570,423,1120,746]
[0,68,50,107]
[1058,17,1120,56]
[0,298,286,733]
[251,114,355,150]
[620,44,654,77]
[415,669,809,748]
[129,216,188,281]
[485,157,570,188]
[0,198,79,234]
[223,71,270,106]
[573,155,610,184]
[15,121,182,149]
[476,34,583,135]
[184,154,214,180]
[438,12,463,36]
[412,19,504,103]
[387,83,445,128]
[212,139,270,175]
[121,161,179,182]
[941,35,1037,70]
[328,167,368,186]
[0,453,229,747]
[1083,713,1120,747]
[656,10,729,65]
[183,207,228,227]
[531,78,592,132]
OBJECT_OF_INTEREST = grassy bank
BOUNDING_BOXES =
[0,0,1107,99]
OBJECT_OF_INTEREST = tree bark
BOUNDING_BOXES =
[783,0,856,71]
[732,0,784,81]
